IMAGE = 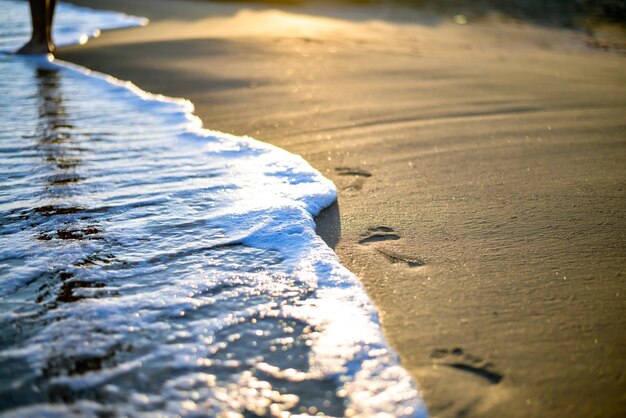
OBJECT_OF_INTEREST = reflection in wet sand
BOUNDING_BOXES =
[29,67,105,306]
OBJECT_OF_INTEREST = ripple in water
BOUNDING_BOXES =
[0,1,425,417]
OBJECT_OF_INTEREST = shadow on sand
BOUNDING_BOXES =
[315,200,341,250]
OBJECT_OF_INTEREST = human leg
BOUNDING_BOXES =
[17,0,56,55]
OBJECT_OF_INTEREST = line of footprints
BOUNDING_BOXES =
[360,228,502,383]
[337,168,502,384]
[334,166,425,267]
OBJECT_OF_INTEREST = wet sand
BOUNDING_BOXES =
[59,0,626,416]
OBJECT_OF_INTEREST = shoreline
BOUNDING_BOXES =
[2,24,423,415]
[58,0,626,416]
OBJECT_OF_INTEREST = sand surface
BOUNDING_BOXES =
[59,1,626,416]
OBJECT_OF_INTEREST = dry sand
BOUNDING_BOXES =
[59,1,626,416]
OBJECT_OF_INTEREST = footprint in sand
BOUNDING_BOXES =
[358,226,400,244]
[335,167,372,177]
[334,167,372,191]
[375,248,426,267]
[359,227,426,268]
[430,347,503,384]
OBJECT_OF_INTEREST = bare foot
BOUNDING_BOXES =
[16,39,55,55]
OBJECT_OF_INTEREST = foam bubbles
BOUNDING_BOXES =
[0,1,426,416]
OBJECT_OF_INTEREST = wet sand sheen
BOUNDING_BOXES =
[59,0,626,416]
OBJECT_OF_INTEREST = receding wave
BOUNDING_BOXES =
[0,1,425,416]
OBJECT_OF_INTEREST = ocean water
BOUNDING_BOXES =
[0,1,425,416]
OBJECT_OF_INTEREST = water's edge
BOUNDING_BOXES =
[1,1,426,415]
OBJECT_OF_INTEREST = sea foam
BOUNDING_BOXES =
[0,1,426,416]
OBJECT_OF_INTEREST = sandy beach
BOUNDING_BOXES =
[58,1,626,416]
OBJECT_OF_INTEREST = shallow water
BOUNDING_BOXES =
[0,1,424,416]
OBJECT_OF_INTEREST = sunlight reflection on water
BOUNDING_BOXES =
[0,1,425,417]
